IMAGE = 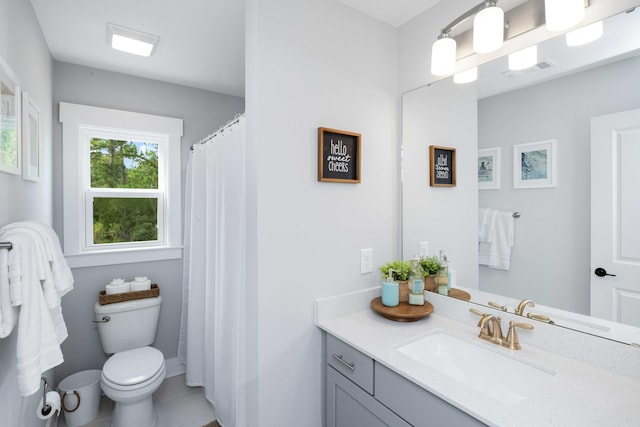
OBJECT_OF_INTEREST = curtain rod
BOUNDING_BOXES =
[191,112,245,150]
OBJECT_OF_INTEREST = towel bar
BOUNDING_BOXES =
[0,242,12,250]
[512,212,521,218]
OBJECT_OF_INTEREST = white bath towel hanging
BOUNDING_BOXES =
[479,210,515,271]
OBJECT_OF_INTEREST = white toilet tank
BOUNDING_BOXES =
[94,296,162,354]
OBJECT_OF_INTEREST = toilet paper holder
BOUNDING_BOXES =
[41,377,51,416]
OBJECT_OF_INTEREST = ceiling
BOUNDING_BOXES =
[30,0,246,97]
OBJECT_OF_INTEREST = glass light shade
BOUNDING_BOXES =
[545,0,585,32]
[473,6,504,54]
[566,21,604,46]
[431,37,457,76]
[453,67,478,84]
[508,45,538,70]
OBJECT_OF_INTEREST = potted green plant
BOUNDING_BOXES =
[379,260,412,303]
[419,256,441,292]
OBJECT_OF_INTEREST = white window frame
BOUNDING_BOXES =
[60,102,183,268]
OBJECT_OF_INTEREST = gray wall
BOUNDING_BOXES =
[478,55,640,314]
[0,0,53,425]
[52,61,245,380]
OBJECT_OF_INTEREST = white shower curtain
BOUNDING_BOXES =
[178,116,248,427]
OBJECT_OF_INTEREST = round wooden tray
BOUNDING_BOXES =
[370,297,434,322]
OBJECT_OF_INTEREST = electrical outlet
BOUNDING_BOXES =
[360,248,373,274]
[419,241,429,257]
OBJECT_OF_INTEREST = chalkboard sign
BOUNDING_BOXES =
[429,145,456,187]
[318,127,361,183]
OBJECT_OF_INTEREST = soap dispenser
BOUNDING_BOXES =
[408,257,425,305]
[437,250,449,295]
[381,269,399,307]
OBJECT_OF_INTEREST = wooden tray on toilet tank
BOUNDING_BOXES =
[98,284,160,305]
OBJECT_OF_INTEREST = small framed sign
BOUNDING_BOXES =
[318,127,361,183]
[429,145,456,187]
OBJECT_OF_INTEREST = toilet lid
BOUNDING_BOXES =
[103,346,164,386]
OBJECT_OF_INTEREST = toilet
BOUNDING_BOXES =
[94,296,166,427]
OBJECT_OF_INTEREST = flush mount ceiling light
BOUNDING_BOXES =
[508,45,538,70]
[430,0,505,76]
[545,0,586,32]
[565,20,603,46]
[453,67,478,84]
[106,23,159,57]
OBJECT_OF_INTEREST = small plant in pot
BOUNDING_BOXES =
[419,256,441,292]
[379,260,412,281]
[379,260,412,303]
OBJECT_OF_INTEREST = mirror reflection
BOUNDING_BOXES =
[402,7,640,344]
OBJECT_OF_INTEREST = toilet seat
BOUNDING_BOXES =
[102,346,165,390]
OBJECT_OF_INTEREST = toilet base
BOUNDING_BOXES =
[111,396,157,427]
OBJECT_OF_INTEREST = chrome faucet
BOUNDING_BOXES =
[477,314,504,345]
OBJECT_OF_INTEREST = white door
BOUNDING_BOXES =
[591,108,640,327]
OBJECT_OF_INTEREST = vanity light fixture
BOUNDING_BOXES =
[544,0,586,32]
[106,23,159,57]
[453,67,478,84]
[565,20,603,46]
[430,0,505,76]
[508,45,538,70]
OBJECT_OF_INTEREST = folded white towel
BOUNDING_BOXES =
[130,276,151,291]
[478,208,497,243]
[105,281,130,295]
[0,248,18,338]
[479,211,515,271]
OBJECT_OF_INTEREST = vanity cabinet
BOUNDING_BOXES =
[324,334,486,427]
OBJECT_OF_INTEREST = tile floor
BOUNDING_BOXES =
[58,374,216,427]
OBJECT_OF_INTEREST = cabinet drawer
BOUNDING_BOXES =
[326,334,374,394]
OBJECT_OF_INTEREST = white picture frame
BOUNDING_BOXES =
[513,139,557,189]
[21,92,41,182]
[478,147,501,190]
[0,56,21,175]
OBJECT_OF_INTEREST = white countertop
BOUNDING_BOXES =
[316,287,640,427]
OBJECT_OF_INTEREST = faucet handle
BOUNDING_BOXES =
[488,301,508,311]
[526,313,553,323]
[469,308,487,317]
[503,321,534,350]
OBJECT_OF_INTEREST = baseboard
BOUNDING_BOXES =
[165,357,186,378]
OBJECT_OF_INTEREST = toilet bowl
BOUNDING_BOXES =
[94,297,164,427]
[100,346,166,427]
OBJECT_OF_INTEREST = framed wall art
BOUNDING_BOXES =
[21,92,40,181]
[513,139,557,189]
[478,147,500,190]
[0,56,21,175]
[429,145,456,187]
[318,127,361,183]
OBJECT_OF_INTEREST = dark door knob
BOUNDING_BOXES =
[595,268,616,277]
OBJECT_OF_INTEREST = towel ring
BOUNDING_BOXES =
[61,390,81,413]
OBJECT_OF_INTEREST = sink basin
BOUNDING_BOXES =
[394,332,555,404]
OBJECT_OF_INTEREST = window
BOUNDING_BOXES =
[60,103,182,268]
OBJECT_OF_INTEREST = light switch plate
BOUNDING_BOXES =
[419,241,429,257]
[361,248,373,274]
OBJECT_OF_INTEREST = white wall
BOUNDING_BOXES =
[246,0,398,424]
[402,79,479,288]
[51,61,245,380]
[0,0,53,425]
[478,55,640,314]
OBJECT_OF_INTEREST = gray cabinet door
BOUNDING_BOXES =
[326,366,411,427]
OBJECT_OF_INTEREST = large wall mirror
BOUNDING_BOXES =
[402,6,640,344]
